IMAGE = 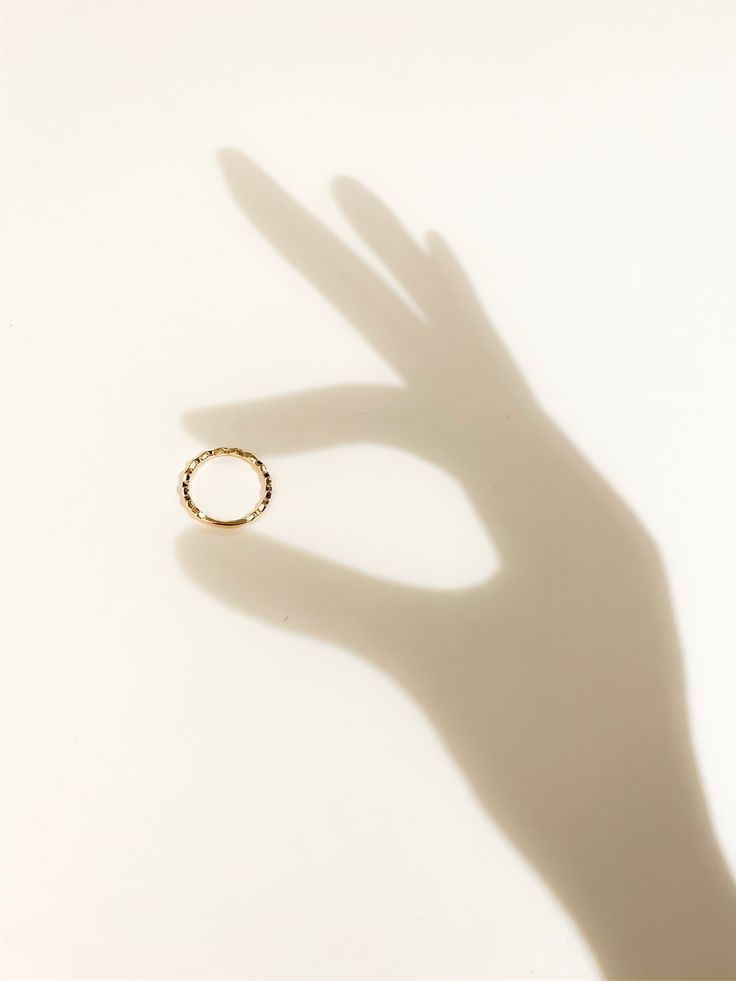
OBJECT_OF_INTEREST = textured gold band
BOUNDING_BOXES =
[180,447,272,527]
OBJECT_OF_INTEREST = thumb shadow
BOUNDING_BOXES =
[177,152,736,979]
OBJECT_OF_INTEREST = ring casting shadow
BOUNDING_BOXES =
[177,150,736,979]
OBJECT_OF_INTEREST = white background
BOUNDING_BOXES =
[3,2,736,978]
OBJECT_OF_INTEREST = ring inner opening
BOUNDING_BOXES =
[188,456,262,522]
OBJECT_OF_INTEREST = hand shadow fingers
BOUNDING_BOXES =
[181,384,411,456]
[332,177,440,321]
[425,231,532,395]
[330,177,533,402]
[176,528,435,674]
[218,150,424,381]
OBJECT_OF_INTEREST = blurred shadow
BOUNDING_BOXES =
[177,150,736,979]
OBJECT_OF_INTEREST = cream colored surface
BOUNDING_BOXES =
[3,2,736,979]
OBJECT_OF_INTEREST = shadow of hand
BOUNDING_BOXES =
[177,151,736,980]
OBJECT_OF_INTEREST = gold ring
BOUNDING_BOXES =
[180,447,272,527]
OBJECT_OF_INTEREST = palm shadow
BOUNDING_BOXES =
[176,150,736,979]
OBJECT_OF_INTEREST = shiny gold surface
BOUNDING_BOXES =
[179,447,272,527]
